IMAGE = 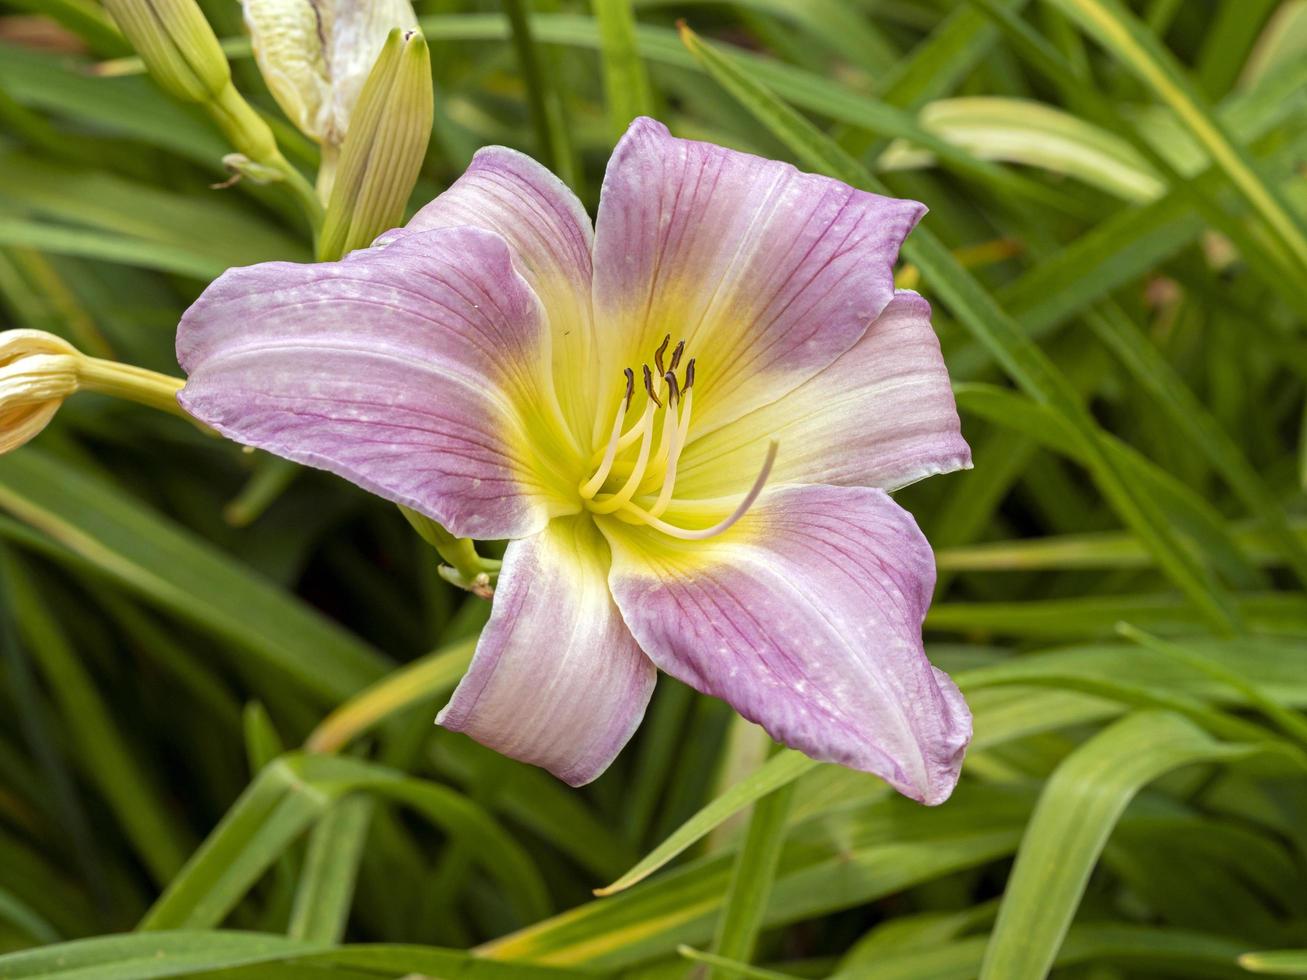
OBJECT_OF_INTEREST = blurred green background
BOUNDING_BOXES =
[1,1,1307,978]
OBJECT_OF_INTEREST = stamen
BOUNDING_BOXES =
[621,441,777,540]
[642,364,662,407]
[642,373,681,484]
[648,387,693,517]
[653,334,671,375]
[578,370,634,499]
[684,358,696,391]
[668,340,685,372]
[663,370,680,405]
[588,402,659,515]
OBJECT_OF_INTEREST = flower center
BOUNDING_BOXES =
[576,335,776,540]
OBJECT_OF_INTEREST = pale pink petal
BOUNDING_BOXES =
[590,117,924,448]
[602,485,970,805]
[438,516,656,786]
[177,226,580,541]
[675,292,971,496]
[403,146,599,437]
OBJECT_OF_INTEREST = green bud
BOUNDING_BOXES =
[317,28,432,261]
[102,0,231,104]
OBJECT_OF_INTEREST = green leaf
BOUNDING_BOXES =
[708,750,796,978]
[979,710,1292,979]
[288,796,373,943]
[835,925,1253,979]
[0,449,390,705]
[1241,950,1307,975]
[141,754,550,930]
[0,218,226,280]
[0,152,306,267]
[0,45,225,166]
[597,749,818,896]
[0,931,327,979]
[504,0,578,189]
[953,382,1265,590]
[592,0,655,143]
[2,554,193,885]
[878,96,1162,201]
[1047,0,1307,281]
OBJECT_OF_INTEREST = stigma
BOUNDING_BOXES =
[577,335,775,540]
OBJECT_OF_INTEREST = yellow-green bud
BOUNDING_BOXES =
[102,0,231,104]
[0,330,189,455]
[317,28,432,261]
[241,0,418,149]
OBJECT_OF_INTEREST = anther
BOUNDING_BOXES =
[653,334,671,375]
[684,358,696,391]
[623,366,635,404]
[664,371,680,404]
[642,364,662,407]
[668,340,685,372]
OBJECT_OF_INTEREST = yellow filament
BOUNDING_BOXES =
[649,389,693,517]
[587,402,656,514]
[578,394,631,499]
[619,441,777,540]
[641,394,679,492]
[588,374,670,467]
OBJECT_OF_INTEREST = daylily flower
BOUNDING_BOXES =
[176,118,974,803]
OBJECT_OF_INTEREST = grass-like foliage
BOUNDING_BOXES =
[1,1,1306,977]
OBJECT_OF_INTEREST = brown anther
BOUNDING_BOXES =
[684,358,696,391]
[664,370,680,404]
[668,339,685,372]
[642,364,662,407]
[653,334,671,375]
[623,366,635,404]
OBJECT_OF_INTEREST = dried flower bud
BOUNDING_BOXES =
[317,27,432,260]
[241,0,418,148]
[102,0,231,104]
[0,331,79,454]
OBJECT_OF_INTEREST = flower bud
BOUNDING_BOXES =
[102,0,231,105]
[241,0,418,149]
[0,330,191,455]
[317,28,432,260]
[0,331,79,454]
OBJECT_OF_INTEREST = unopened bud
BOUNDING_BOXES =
[241,0,418,149]
[0,330,190,456]
[317,28,432,260]
[0,331,80,454]
[102,0,231,104]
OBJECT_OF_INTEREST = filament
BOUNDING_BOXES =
[619,441,777,540]
[649,388,693,517]
[587,401,657,514]
[578,377,633,500]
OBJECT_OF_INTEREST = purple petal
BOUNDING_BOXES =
[404,146,599,437]
[591,117,925,442]
[438,516,656,786]
[675,291,971,496]
[604,485,970,804]
[177,226,577,540]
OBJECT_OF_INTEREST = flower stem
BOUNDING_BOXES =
[76,357,187,417]
[399,506,501,598]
